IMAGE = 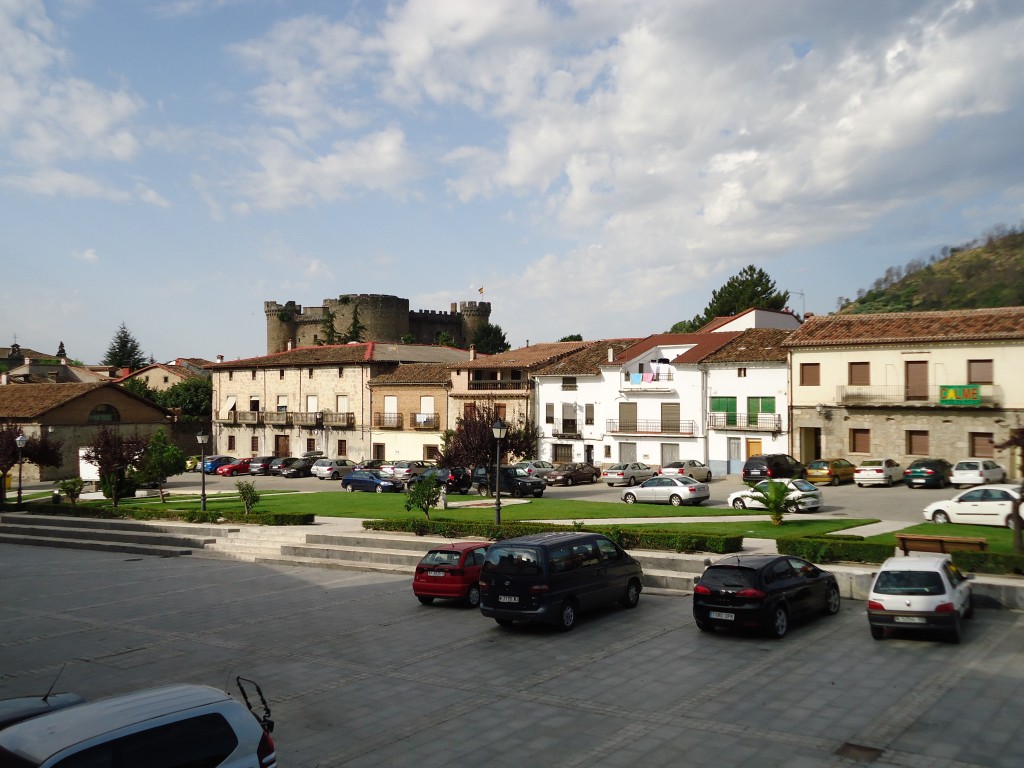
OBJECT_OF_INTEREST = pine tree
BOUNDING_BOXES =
[471,323,510,354]
[102,322,147,370]
[670,266,790,332]
[341,305,367,343]
[317,306,340,345]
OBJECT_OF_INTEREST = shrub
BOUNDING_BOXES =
[235,480,260,514]
[777,536,893,564]
[56,477,85,505]
[952,550,1024,576]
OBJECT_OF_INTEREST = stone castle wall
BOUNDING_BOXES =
[265,295,491,353]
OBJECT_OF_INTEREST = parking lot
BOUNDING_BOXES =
[2,544,1023,767]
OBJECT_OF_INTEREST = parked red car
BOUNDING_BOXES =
[413,542,490,608]
[216,458,252,477]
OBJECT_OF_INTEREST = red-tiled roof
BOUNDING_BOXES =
[0,382,168,419]
[784,307,1024,347]
[205,343,472,368]
[459,342,590,370]
[533,340,644,376]
[617,333,740,364]
[700,328,793,363]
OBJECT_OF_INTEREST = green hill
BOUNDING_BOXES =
[837,228,1024,314]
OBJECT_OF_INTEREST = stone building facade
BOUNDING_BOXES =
[265,294,491,354]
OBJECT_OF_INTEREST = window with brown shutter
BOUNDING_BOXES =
[800,363,820,386]
[849,429,870,453]
[967,359,993,384]
[969,432,995,458]
[906,430,929,455]
[848,362,870,386]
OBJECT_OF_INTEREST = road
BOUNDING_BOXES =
[1,544,1021,767]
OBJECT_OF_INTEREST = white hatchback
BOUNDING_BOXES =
[951,459,1006,488]
[867,554,973,643]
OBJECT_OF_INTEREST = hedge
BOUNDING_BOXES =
[362,518,742,554]
[22,505,314,527]
[951,550,1024,576]
[777,536,893,564]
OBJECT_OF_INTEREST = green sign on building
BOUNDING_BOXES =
[939,385,982,406]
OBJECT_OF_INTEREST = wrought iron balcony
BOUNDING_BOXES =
[707,412,783,432]
[467,380,531,391]
[835,384,1003,407]
[373,412,404,429]
[551,419,581,439]
[323,412,356,428]
[410,412,440,430]
[605,419,696,436]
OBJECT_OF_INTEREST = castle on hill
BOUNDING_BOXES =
[264,294,491,354]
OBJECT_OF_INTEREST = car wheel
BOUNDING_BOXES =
[627,476,636,486]
[495,618,515,628]
[466,584,481,608]
[947,615,962,644]
[884,477,893,487]
[669,495,683,507]
[732,498,746,510]
[965,593,975,620]
[623,493,637,504]
[511,487,522,499]
[331,472,339,480]
[870,625,885,641]
[620,578,642,609]
[857,482,864,488]
[706,473,712,481]
[375,485,384,493]
[824,585,841,615]
[566,477,574,486]
[344,484,354,492]
[767,605,788,639]
[479,484,490,496]
[417,596,434,605]
[831,475,840,486]
[932,510,950,524]
[695,618,713,632]
[607,483,615,487]
[558,600,578,632]
[458,487,469,495]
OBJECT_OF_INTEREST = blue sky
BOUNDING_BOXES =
[3,0,1023,365]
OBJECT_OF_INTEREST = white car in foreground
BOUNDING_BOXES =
[950,459,1006,488]
[853,458,903,487]
[922,484,1021,527]
[727,479,823,512]
[867,554,973,643]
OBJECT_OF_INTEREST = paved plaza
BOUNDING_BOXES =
[1,544,1023,767]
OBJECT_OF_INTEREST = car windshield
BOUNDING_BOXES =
[860,461,882,468]
[791,479,817,492]
[700,566,759,590]
[807,461,829,469]
[484,546,542,575]
[314,460,330,467]
[608,464,627,470]
[954,462,978,471]
[873,570,945,596]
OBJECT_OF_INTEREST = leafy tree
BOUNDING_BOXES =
[559,334,583,342]
[996,426,1024,554]
[341,304,367,344]
[235,480,261,515]
[404,474,442,520]
[670,266,790,332]
[438,404,540,487]
[102,322,147,371]
[0,426,64,505]
[82,426,147,510]
[747,481,799,526]
[471,323,510,355]
[121,378,158,402]
[136,428,186,502]
[157,377,212,422]
[317,306,341,345]
[56,477,85,505]
[436,331,456,347]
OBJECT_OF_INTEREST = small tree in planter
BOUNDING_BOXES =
[747,481,799,526]
[235,480,260,515]
[405,475,442,520]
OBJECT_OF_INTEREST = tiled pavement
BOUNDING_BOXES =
[1,543,1022,767]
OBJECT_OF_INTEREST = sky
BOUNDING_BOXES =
[3,0,1024,366]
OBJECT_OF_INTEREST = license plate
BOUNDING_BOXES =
[498,595,519,604]
[427,570,445,577]
[709,611,734,621]
[894,616,926,624]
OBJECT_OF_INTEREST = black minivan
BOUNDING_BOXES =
[741,454,805,484]
[479,532,644,631]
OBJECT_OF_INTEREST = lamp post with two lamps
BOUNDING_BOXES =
[492,417,508,525]
[15,433,27,509]
[197,431,209,512]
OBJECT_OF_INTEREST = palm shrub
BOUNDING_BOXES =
[747,481,799,526]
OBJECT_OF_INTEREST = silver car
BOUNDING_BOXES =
[602,462,656,486]
[312,458,359,480]
[621,476,710,506]
[660,459,712,482]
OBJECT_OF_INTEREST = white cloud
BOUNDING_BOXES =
[73,247,98,264]
[1,167,130,200]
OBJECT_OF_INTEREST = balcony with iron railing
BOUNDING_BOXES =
[373,412,404,429]
[467,379,532,391]
[549,419,582,439]
[620,369,675,393]
[410,412,440,430]
[707,412,783,432]
[605,419,697,436]
[323,412,356,428]
[835,384,1003,407]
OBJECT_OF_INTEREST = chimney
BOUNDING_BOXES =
[216,354,224,364]
[469,345,476,361]
[608,348,614,363]
[60,358,67,365]
[0,373,7,385]
[120,367,131,377]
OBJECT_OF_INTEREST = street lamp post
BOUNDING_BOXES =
[197,431,209,512]
[15,433,27,509]
[492,418,508,525]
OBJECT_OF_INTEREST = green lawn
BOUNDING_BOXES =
[866,522,1019,555]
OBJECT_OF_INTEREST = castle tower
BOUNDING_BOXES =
[459,301,492,343]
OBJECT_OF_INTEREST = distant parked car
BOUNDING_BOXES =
[413,542,490,607]
[903,458,953,488]
[854,458,902,487]
[184,455,202,472]
[356,459,388,471]
[922,485,1021,527]
[514,460,557,479]
[545,463,600,486]
[472,466,545,498]
[693,554,840,638]
[621,475,710,506]
[216,457,252,477]
[248,456,275,476]
[602,462,656,487]
[341,470,401,493]
[951,459,1006,488]
[202,455,235,474]
[660,459,712,482]
[741,454,805,483]
[805,458,856,486]
[268,457,299,476]
[312,458,358,480]
[727,479,823,512]
[280,458,317,478]
[407,467,474,495]
[387,460,433,485]
[867,554,973,642]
